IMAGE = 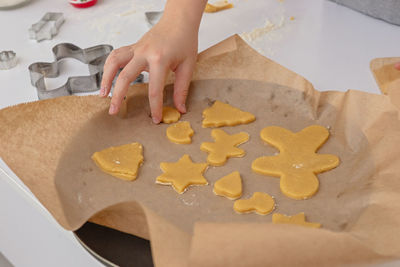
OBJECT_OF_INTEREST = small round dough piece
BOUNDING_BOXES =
[162,106,181,123]
[166,121,194,144]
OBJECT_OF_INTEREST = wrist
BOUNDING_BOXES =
[161,0,207,33]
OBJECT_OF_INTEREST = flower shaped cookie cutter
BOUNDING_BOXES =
[0,51,17,70]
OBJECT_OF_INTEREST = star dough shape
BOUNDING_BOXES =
[213,171,242,200]
[252,125,340,200]
[233,192,275,215]
[162,106,181,123]
[200,129,249,166]
[166,121,194,144]
[272,212,321,228]
[202,100,255,128]
[92,143,144,181]
[156,154,208,194]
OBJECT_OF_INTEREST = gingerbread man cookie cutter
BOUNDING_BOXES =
[28,43,143,100]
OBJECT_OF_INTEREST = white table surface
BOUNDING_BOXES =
[1,0,400,266]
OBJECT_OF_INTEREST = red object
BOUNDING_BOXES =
[69,0,98,8]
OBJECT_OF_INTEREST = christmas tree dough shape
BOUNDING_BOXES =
[272,212,321,228]
[213,171,242,200]
[200,129,249,166]
[166,121,194,144]
[252,125,339,200]
[162,106,181,123]
[92,143,144,181]
[156,154,208,194]
[202,101,255,128]
[233,192,275,215]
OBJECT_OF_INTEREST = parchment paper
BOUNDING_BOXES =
[370,57,400,110]
[1,35,400,267]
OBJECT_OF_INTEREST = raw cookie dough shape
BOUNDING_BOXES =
[202,100,255,128]
[233,192,275,215]
[213,171,242,200]
[166,121,194,144]
[252,125,340,200]
[156,154,208,194]
[162,106,181,123]
[91,143,144,181]
[204,1,233,13]
[272,212,321,228]
[200,129,249,166]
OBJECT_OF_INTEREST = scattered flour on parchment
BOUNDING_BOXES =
[180,193,199,207]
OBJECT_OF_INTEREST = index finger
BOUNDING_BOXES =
[109,57,145,115]
[148,63,168,124]
[100,46,134,97]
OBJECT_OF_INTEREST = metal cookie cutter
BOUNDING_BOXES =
[29,43,113,100]
[29,43,144,100]
[0,51,17,70]
[29,12,64,42]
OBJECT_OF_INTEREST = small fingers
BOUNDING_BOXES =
[109,57,145,115]
[173,59,195,113]
[148,63,168,123]
[100,46,134,97]
[395,62,400,71]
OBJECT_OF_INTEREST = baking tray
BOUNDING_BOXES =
[74,222,153,267]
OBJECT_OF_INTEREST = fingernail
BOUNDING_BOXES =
[180,103,187,113]
[99,87,105,96]
[109,104,117,114]
[152,116,161,124]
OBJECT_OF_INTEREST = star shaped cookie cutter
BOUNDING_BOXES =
[29,12,65,42]
[28,43,143,100]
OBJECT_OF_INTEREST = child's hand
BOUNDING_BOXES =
[100,0,207,123]
[395,62,400,70]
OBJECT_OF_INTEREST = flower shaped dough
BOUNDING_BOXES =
[166,121,194,144]
[233,192,275,215]
[156,154,208,194]
[252,125,340,200]
[272,212,321,228]
[200,129,249,166]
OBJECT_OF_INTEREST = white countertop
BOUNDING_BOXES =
[1,0,400,266]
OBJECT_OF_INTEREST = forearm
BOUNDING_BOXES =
[161,0,208,33]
